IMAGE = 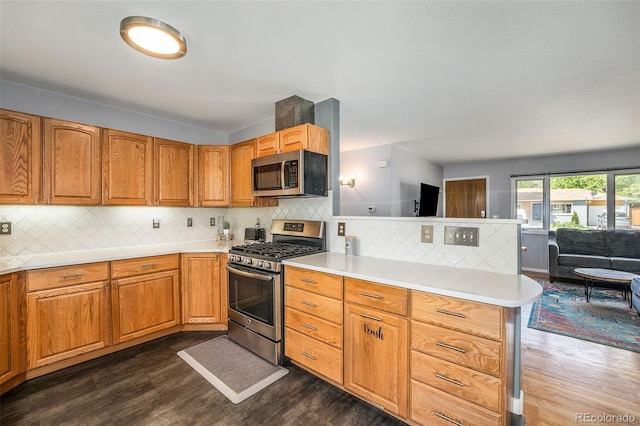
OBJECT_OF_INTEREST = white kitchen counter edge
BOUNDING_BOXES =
[0,239,236,274]
[283,252,542,308]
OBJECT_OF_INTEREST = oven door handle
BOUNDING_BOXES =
[226,264,274,282]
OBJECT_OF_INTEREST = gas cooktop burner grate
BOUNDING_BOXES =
[230,242,322,259]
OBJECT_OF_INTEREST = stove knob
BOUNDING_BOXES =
[264,262,272,270]
[245,258,252,265]
[257,260,264,267]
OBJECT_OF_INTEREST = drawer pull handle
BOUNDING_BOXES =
[435,373,465,387]
[60,273,82,279]
[436,342,466,353]
[301,352,316,360]
[301,323,317,331]
[435,412,464,426]
[360,292,382,299]
[301,301,317,308]
[436,309,466,319]
[360,313,382,321]
[141,263,157,268]
[300,278,317,284]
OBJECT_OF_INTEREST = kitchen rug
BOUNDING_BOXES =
[178,335,288,403]
[528,281,640,353]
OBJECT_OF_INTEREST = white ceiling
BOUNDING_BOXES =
[1,1,638,165]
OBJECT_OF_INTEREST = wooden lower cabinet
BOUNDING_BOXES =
[344,303,408,417]
[410,290,508,426]
[181,253,221,324]
[1,273,26,393]
[411,379,502,426]
[111,269,180,344]
[284,266,343,385]
[26,280,111,369]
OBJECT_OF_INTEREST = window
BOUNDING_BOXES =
[513,170,639,232]
[551,203,572,214]
[515,179,543,229]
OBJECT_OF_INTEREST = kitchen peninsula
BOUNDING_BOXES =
[282,252,541,426]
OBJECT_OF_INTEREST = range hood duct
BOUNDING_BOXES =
[275,95,314,131]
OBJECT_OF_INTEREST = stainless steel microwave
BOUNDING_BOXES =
[251,150,328,197]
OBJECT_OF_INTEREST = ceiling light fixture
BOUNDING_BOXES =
[120,16,187,59]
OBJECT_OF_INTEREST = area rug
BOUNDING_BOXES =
[528,281,640,353]
[178,335,288,403]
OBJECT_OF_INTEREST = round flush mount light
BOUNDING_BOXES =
[120,16,187,59]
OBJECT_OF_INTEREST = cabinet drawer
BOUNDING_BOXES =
[411,291,503,340]
[111,254,179,278]
[411,350,502,413]
[285,307,343,349]
[412,321,502,377]
[285,328,343,385]
[27,262,109,292]
[411,379,503,426]
[285,286,343,324]
[344,278,407,316]
[285,267,343,299]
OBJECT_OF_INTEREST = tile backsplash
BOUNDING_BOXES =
[1,192,520,274]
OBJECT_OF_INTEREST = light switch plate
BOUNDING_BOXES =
[444,226,479,247]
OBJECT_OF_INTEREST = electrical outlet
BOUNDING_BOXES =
[210,217,215,226]
[338,222,346,236]
[153,219,160,229]
[421,225,433,243]
[444,226,479,247]
[0,222,11,235]
[187,218,193,227]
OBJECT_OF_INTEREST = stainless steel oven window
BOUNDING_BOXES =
[228,265,275,325]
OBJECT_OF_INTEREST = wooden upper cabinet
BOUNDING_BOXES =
[42,118,101,205]
[230,139,277,207]
[255,124,329,158]
[0,109,41,204]
[102,129,153,205]
[198,145,229,207]
[154,138,194,206]
[256,132,280,157]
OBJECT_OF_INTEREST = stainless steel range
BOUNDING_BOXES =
[226,219,325,365]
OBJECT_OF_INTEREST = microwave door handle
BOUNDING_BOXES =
[226,265,273,281]
[281,161,287,189]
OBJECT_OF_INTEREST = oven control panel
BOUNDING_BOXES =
[228,255,281,273]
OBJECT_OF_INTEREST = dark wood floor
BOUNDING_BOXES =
[0,331,406,425]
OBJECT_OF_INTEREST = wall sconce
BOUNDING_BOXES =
[339,176,356,188]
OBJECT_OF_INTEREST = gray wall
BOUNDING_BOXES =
[340,144,443,216]
[443,146,640,220]
[0,80,228,145]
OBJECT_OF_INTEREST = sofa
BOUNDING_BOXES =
[632,277,640,315]
[548,228,640,282]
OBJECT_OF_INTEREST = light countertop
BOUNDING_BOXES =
[0,239,236,274]
[283,252,542,308]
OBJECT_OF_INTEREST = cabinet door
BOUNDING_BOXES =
[102,129,153,205]
[198,145,229,207]
[1,274,25,391]
[256,132,280,157]
[182,254,220,324]
[42,118,101,205]
[0,109,41,204]
[111,269,179,343]
[154,138,194,206]
[344,303,408,417]
[279,124,329,155]
[26,281,111,369]
[230,139,256,206]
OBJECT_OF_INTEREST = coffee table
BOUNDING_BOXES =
[574,268,640,308]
